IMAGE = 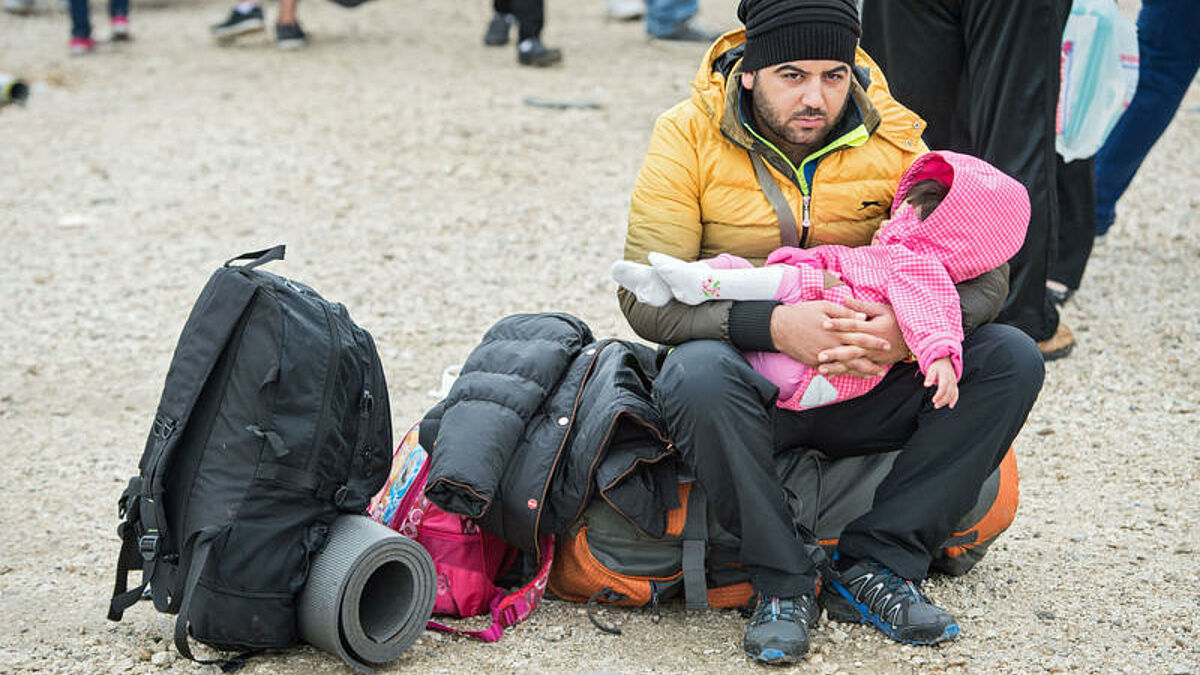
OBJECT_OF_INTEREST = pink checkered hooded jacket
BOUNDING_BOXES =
[714,150,1030,410]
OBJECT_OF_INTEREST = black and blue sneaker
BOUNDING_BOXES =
[743,593,815,664]
[824,559,960,645]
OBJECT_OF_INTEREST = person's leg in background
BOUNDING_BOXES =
[860,0,965,151]
[863,0,1074,359]
[1047,156,1096,305]
[484,0,516,45]
[958,0,1072,354]
[274,0,306,50]
[1094,0,1200,236]
[212,0,266,44]
[484,0,560,66]
[645,0,718,42]
[68,0,95,54]
[108,0,129,41]
[511,0,561,66]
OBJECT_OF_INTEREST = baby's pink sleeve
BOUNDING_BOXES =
[704,253,755,270]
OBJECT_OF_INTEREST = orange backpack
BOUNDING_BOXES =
[550,446,1019,623]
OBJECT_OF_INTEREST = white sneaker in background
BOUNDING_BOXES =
[606,0,644,21]
[3,0,37,15]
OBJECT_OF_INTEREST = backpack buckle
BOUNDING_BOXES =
[138,534,160,561]
[152,416,176,441]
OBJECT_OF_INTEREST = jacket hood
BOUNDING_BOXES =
[876,150,1030,283]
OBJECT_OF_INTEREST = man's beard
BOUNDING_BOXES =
[752,85,848,159]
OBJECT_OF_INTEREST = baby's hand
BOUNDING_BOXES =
[924,357,959,409]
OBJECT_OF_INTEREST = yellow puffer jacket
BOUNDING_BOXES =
[620,29,930,344]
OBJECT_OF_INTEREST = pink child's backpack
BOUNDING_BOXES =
[369,424,554,642]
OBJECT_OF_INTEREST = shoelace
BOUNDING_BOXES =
[852,565,924,621]
[751,596,809,626]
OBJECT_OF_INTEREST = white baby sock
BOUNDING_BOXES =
[649,252,785,305]
[611,260,674,306]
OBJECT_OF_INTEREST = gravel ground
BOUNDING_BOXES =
[1,1,1197,674]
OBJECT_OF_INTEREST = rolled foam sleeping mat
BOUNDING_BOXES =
[298,514,436,673]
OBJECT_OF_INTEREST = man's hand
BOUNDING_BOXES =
[925,358,959,409]
[816,297,908,378]
[769,301,868,367]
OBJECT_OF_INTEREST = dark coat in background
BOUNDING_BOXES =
[419,313,680,556]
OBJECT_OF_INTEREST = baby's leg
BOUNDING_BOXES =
[650,251,785,304]
[611,260,675,306]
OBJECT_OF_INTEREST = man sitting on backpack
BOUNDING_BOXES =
[618,0,1044,664]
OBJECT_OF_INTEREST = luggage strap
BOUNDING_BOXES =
[680,481,708,611]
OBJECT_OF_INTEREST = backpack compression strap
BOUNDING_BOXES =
[680,481,708,611]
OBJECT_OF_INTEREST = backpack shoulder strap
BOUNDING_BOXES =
[109,257,272,621]
[426,535,556,643]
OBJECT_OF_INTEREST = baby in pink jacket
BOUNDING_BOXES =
[612,150,1030,412]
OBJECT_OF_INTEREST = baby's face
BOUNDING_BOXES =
[871,220,888,245]
[893,199,918,221]
[871,200,916,244]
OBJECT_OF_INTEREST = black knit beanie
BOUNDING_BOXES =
[737,0,861,71]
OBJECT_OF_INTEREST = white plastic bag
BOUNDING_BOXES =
[1056,0,1139,162]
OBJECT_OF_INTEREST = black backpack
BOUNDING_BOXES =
[107,246,393,663]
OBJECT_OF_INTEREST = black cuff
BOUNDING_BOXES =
[729,301,781,352]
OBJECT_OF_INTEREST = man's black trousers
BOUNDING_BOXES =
[493,0,544,42]
[860,0,1073,343]
[654,323,1044,596]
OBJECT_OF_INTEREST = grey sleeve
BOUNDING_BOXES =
[957,263,1010,335]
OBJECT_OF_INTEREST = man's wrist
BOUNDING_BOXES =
[729,300,781,352]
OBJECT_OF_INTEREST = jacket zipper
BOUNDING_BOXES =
[743,120,869,248]
[530,338,612,560]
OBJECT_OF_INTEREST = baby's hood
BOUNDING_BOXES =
[876,150,1030,283]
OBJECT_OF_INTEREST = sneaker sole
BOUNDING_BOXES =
[213,19,264,40]
[277,38,307,50]
[745,648,800,664]
[1039,341,1074,361]
[824,586,960,645]
[518,54,563,67]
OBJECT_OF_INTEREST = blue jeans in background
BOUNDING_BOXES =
[645,0,697,38]
[69,0,128,38]
[1094,0,1200,235]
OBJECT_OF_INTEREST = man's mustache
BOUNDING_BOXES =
[791,108,827,119]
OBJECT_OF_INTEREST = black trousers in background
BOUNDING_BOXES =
[1050,156,1098,292]
[494,0,543,42]
[655,324,1044,596]
[860,0,1072,342]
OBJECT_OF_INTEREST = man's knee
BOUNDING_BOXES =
[967,323,1046,399]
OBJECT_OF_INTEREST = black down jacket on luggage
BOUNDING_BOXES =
[419,313,681,556]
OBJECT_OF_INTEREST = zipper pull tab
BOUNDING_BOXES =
[801,194,812,246]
